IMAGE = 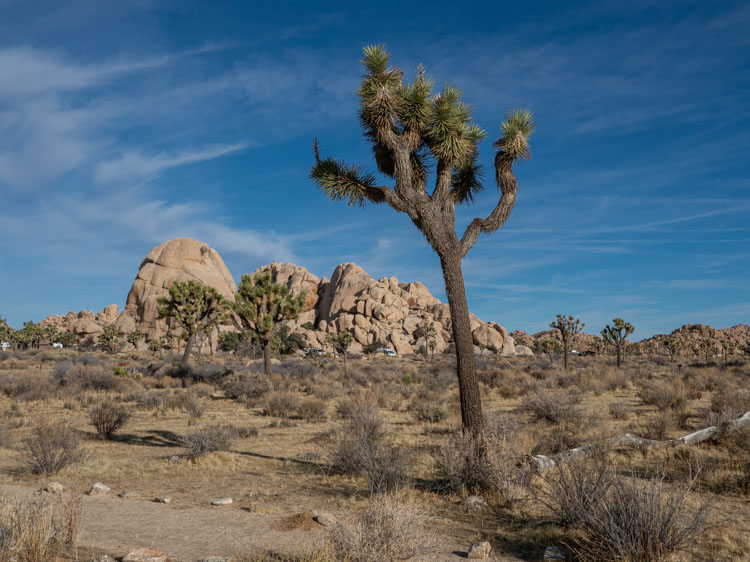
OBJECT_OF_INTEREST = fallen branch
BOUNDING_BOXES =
[532,410,750,472]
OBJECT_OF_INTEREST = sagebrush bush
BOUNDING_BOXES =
[638,380,685,410]
[264,391,301,418]
[521,388,582,424]
[328,496,437,562]
[182,425,236,459]
[608,402,630,420]
[298,398,327,422]
[20,423,87,475]
[408,398,448,423]
[222,373,270,402]
[88,401,132,439]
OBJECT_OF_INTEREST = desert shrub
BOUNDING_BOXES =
[603,370,630,391]
[638,380,685,410]
[521,388,582,424]
[50,361,122,393]
[181,425,236,459]
[186,362,229,383]
[20,423,87,475]
[263,391,301,418]
[88,401,132,440]
[135,389,170,410]
[235,426,259,439]
[641,411,676,441]
[435,429,531,504]
[408,398,448,423]
[0,374,56,402]
[222,372,270,401]
[709,388,750,418]
[182,393,206,422]
[608,402,630,420]
[0,493,82,561]
[328,496,437,562]
[298,398,327,422]
[331,400,410,493]
[562,471,711,561]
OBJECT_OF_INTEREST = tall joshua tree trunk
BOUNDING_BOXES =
[439,249,483,435]
[181,332,196,368]
[263,338,272,376]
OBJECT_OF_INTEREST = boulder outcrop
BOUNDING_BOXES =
[116,238,237,342]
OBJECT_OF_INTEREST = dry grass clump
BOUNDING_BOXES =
[298,398,327,422]
[329,495,437,562]
[331,399,410,493]
[521,388,582,424]
[181,424,236,459]
[408,396,448,423]
[222,372,270,402]
[264,391,301,418]
[539,459,712,561]
[0,493,81,562]
[638,380,686,410]
[608,402,630,420]
[88,400,132,439]
[19,422,87,475]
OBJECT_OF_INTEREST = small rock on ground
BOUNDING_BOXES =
[155,496,172,504]
[122,547,168,562]
[200,557,233,562]
[543,545,566,561]
[90,556,115,562]
[211,497,232,506]
[119,490,140,499]
[314,512,336,526]
[467,541,492,559]
[87,483,111,496]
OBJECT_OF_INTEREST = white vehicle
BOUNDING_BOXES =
[52,343,63,349]
[308,347,325,357]
[0,342,10,351]
[376,347,396,357]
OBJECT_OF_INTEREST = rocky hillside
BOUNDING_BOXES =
[42,238,519,355]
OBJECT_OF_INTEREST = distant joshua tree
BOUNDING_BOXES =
[415,322,437,361]
[535,338,561,363]
[662,337,683,363]
[601,318,634,368]
[98,324,123,355]
[158,280,229,368]
[232,273,306,376]
[127,329,145,349]
[311,44,534,439]
[327,330,354,364]
[550,315,584,370]
[699,338,716,366]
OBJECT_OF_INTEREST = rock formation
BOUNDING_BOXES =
[116,238,237,342]
[40,305,120,345]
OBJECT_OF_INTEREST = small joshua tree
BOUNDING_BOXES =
[415,322,437,361]
[311,44,534,438]
[127,329,145,350]
[98,324,123,355]
[601,318,634,368]
[535,338,561,363]
[663,337,683,363]
[719,339,734,364]
[158,281,229,368]
[699,338,716,366]
[550,315,584,370]
[327,330,354,364]
[232,272,306,376]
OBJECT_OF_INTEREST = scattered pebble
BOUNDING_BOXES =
[461,495,488,511]
[122,548,168,562]
[155,496,172,504]
[211,497,232,506]
[543,545,566,561]
[119,490,139,499]
[44,482,64,494]
[467,541,492,559]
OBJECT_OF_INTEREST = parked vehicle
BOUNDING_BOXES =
[52,343,63,349]
[307,347,325,357]
[376,347,396,357]
[0,342,10,351]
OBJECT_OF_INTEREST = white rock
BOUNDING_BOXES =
[211,497,232,506]
[467,541,492,559]
[87,483,110,496]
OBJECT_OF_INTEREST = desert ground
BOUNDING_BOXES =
[0,347,748,561]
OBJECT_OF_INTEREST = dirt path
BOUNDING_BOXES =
[1,484,485,561]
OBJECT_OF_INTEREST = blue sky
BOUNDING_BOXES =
[0,0,748,338]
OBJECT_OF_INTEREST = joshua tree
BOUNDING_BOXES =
[699,338,716,366]
[98,324,123,355]
[601,318,634,368]
[127,329,145,350]
[232,272,306,376]
[719,339,734,364]
[535,338,561,363]
[662,337,683,363]
[311,45,534,438]
[57,331,75,348]
[550,315,584,370]
[415,322,437,361]
[158,280,229,368]
[327,330,354,364]
[0,315,11,346]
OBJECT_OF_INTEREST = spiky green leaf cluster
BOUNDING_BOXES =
[310,156,381,207]
[550,314,584,339]
[233,273,306,340]
[495,108,535,161]
[157,280,229,338]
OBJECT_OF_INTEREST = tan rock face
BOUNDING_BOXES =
[116,238,237,342]
[40,305,120,345]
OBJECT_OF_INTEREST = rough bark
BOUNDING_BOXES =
[263,339,272,376]
[180,332,196,368]
[439,250,484,437]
